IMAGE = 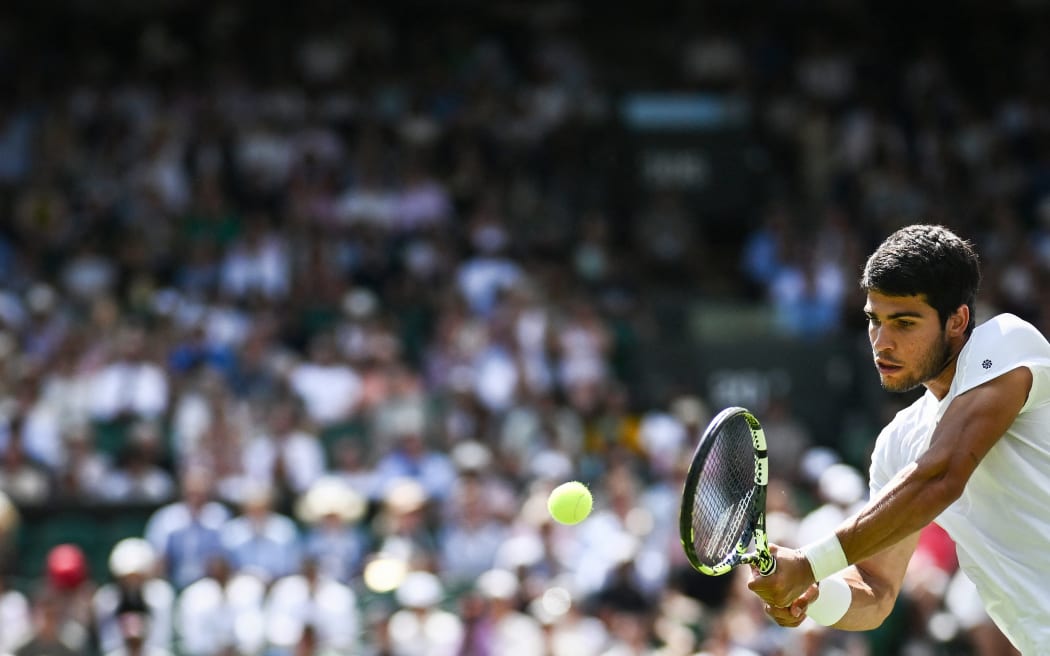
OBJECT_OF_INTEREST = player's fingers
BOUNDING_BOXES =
[763,603,805,628]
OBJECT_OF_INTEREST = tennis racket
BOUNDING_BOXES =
[679,406,775,576]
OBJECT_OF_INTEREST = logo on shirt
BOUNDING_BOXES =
[982,359,992,369]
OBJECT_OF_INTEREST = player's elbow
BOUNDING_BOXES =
[849,566,905,630]
[914,458,969,508]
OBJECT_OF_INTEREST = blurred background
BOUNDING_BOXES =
[0,0,1046,654]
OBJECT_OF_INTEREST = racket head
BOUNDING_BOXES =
[679,406,771,576]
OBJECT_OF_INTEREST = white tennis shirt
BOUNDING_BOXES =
[869,313,1050,654]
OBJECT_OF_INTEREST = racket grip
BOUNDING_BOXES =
[757,550,777,576]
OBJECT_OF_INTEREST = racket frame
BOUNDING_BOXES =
[679,406,776,576]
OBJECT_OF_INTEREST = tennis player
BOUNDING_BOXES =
[748,224,1050,653]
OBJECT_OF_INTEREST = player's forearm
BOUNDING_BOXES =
[837,460,961,566]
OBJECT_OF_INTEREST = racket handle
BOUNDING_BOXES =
[757,550,777,576]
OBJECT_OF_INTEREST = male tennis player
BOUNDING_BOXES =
[748,224,1050,653]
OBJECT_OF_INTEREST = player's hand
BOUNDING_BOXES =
[761,582,820,627]
[747,544,816,609]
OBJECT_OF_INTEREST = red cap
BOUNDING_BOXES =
[47,544,88,589]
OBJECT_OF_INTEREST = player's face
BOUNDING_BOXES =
[864,291,953,393]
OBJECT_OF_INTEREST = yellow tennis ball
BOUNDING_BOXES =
[547,481,593,525]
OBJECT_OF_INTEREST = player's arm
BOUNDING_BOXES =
[839,366,1031,564]
[764,532,919,629]
[751,367,1031,610]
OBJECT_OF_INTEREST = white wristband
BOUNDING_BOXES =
[806,575,851,626]
[802,534,849,582]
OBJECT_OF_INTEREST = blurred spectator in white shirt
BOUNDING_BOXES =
[555,300,611,398]
[530,587,610,656]
[395,159,452,234]
[0,572,31,653]
[386,571,463,656]
[220,212,291,301]
[169,367,251,474]
[174,555,267,656]
[461,569,545,656]
[242,397,325,497]
[334,164,398,230]
[89,325,169,423]
[288,332,362,428]
[264,556,360,654]
[37,338,96,439]
[573,467,667,598]
[456,211,523,318]
[0,373,62,471]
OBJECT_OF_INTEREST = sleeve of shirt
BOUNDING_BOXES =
[955,314,1050,413]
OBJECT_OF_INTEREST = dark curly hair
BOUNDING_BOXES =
[860,224,981,334]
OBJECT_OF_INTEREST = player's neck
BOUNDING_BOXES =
[924,335,968,400]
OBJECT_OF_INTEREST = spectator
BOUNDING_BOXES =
[57,423,113,500]
[143,466,230,590]
[465,568,545,656]
[104,594,173,656]
[263,556,360,653]
[297,476,368,583]
[174,555,267,656]
[220,484,301,583]
[94,539,175,654]
[14,593,79,656]
[438,472,510,585]
[241,396,325,497]
[372,431,456,504]
[106,421,176,504]
[288,333,362,430]
[386,571,463,656]
[88,325,169,424]
[0,572,32,654]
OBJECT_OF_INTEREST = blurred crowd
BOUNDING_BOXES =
[0,0,1048,654]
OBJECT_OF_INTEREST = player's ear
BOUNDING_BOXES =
[947,304,969,336]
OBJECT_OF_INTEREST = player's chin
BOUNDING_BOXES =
[879,373,918,393]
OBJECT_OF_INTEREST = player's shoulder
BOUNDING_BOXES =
[965,313,1050,364]
[972,313,1047,346]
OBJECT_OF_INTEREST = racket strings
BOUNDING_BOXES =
[690,416,758,566]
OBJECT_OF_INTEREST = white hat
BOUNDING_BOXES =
[476,569,519,600]
[296,476,366,524]
[383,478,428,514]
[451,441,493,472]
[109,538,157,578]
[395,571,443,608]
[818,463,866,507]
